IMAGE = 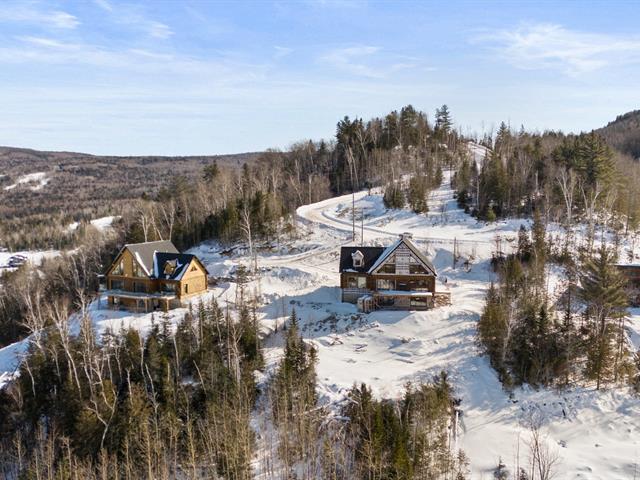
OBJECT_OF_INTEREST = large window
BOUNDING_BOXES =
[408,279,429,291]
[380,263,396,274]
[376,279,394,290]
[110,279,124,290]
[133,261,145,278]
[347,276,367,289]
[409,264,428,274]
[133,282,146,293]
[112,260,124,276]
[161,282,176,293]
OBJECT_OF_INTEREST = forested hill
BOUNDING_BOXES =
[596,109,640,159]
[0,146,260,249]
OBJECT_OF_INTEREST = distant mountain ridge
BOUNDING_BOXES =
[596,109,640,159]
[0,146,261,221]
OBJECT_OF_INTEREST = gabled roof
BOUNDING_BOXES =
[107,240,209,281]
[154,252,209,280]
[368,235,437,276]
[125,240,178,276]
[339,246,385,273]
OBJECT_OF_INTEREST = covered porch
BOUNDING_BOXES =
[102,289,178,313]
[372,290,434,310]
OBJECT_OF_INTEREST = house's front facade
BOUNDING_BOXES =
[340,233,445,311]
[104,240,208,312]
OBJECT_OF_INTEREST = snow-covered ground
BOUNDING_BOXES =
[3,172,50,191]
[0,249,60,271]
[67,215,118,232]
[1,165,639,478]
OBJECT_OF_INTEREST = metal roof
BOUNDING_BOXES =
[124,240,178,276]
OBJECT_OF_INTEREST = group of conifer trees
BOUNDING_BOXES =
[381,106,456,213]
[119,104,463,255]
[454,124,640,229]
[0,302,469,479]
[478,211,636,390]
[0,297,262,479]
[469,122,639,390]
[256,310,468,480]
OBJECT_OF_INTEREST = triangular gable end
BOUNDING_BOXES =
[105,245,153,278]
[368,236,437,276]
[105,245,129,277]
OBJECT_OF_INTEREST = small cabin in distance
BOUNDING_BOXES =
[339,233,449,311]
[103,240,208,312]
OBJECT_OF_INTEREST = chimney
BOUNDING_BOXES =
[400,232,413,240]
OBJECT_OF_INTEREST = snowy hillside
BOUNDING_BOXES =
[2,167,639,478]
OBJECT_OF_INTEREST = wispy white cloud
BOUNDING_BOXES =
[475,23,640,75]
[2,35,265,81]
[0,5,79,29]
[319,45,382,78]
[318,46,424,78]
[92,0,113,12]
[90,1,173,39]
[274,46,293,59]
[146,21,173,39]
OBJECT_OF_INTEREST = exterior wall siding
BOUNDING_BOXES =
[340,272,436,307]
[105,248,209,312]
[340,273,436,294]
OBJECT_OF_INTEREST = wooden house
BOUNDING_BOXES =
[104,240,208,312]
[339,233,445,311]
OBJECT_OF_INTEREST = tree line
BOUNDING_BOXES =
[255,310,469,479]
[0,296,262,479]
[454,124,640,237]
[478,213,636,390]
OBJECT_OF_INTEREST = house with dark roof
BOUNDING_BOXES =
[103,240,209,312]
[339,233,444,311]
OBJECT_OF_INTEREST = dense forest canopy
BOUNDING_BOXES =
[596,109,640,160]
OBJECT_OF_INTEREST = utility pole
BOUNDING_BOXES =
[352,191,356,242]
[361,208,364,245]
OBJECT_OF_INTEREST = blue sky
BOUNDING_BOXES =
[0,0,639,155]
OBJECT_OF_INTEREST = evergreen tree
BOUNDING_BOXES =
[435,104,452,138]
[517,225,532,261]
[576,132,615,188]
[384,181,406,209]
[579,244,629,389]
[203,160,220,182]
[408,175,429,213]
[479,151,508,218]
[531,210,547,293]
[478,284,509,382]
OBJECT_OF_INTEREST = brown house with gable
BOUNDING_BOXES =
[339,233,447,311]
[104,240,208,312]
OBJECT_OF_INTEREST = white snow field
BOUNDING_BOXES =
[0,249,60,271]
[3,171,50,191]
[67,215,119,232]
[1,164,640,478]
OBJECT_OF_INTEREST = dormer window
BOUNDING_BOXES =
[352,250,364,268]
[164,259,177,276]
